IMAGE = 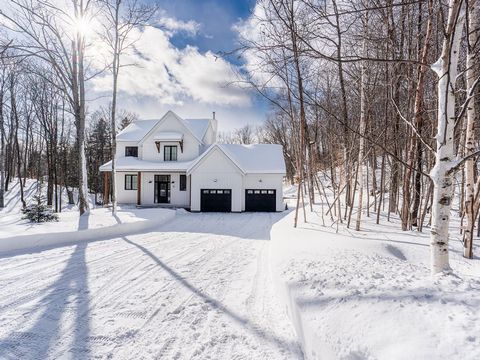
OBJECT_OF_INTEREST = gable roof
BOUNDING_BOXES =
[187,143,286,175]
[116,119,158,142]
[116,111,212,143]
[139,111,205,145]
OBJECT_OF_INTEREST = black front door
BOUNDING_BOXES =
[155,175,170,203]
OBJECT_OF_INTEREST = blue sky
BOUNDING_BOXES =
[159,0,256,60]
[92,0,267,131]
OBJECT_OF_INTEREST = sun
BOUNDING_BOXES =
[72,15,92,37]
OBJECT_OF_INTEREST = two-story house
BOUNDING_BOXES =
[99,111,286,212]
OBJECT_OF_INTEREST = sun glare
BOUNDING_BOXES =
[73,16,92,37]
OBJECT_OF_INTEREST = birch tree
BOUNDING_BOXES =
[429,0,466,273]
[355,15,368,232]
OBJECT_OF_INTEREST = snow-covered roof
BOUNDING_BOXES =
[116,120,158,142]
[153,132,184,141]
[116,112,212,143]
[184,119,210,141]
[188,144,286,175]
[220,144,286,174]
[99,157,193,172]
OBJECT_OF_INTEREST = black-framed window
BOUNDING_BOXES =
[125,174,138,190]
[180,174,187,191]
[125,146,138,157]
[164,145,177,161]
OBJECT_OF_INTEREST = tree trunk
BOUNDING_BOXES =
[463,0,478,259]
[110,1,121,215]
[11,75,25,208]
[429,0,465,273]
[0,89,4,208]
[356,20,368,232]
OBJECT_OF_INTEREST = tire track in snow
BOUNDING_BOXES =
[0,228,207,312]
[49,228,243,358]
[111,213,301,360]
[0,212,302,360]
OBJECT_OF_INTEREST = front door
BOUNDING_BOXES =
[154,175,170,203]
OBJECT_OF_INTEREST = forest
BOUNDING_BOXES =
[0,0,479,274]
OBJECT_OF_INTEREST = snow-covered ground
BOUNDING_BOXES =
[0,179,175,254]
[270,197,480,360]
[0,180,302,359]
[2,178,479,359]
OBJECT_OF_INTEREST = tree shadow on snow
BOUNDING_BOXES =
[123,236,302,358]
[78,212,90,231]
[0,243,91,359]
[293,285,480,310]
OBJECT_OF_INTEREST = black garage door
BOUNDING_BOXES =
[245,189,276,212]
[201,189,232,212]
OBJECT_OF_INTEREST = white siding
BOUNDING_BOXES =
[116,141,139,158]
[115,172,138,204]
[244,174,285,211]
[140,172,190,207]
[190,148,243,212]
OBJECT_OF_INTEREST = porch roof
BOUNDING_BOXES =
[99,157,192,172]
[153,132,184,141]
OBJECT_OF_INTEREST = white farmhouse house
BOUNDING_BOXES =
[99,111,286,212]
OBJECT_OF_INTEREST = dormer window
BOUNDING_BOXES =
[125,146,138,157]
[164,145,177,161]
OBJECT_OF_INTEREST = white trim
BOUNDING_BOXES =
[153,132,184,141]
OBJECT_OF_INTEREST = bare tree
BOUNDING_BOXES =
[98,0,154,214]
[1,0,96,215]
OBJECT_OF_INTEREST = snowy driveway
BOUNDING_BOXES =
[0,211,302,360]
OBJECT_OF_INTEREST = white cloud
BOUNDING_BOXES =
[91,25,251,107]
[156,10,200,36]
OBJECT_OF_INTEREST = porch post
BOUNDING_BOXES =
[103,172,110,206]
[137,171,142,206]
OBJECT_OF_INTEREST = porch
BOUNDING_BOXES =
[102,171,190,208]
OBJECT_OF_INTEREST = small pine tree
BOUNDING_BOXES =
[22,194,59,223]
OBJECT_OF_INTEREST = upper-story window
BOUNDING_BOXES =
[164,145,177,161]
[125,146,138,157]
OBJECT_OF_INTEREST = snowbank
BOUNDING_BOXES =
[0,208,175,255]
[270,207,480,360]
[0,179,176,255]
